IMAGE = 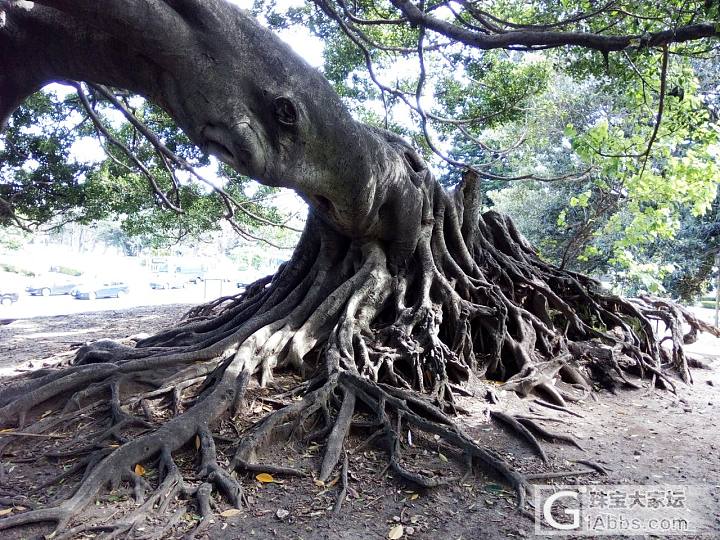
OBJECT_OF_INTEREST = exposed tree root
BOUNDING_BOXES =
[0,164,715,537]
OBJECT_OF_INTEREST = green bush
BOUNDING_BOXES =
[0,263,35,277]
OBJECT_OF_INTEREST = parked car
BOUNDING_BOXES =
[26,274,80,296]
[0,272,23,305]
[235,269,266,289]
[0,291,19,306]
[73,281,129,299]
[149,273,188,290]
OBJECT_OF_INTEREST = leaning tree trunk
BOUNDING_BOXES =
[0,0,717,535]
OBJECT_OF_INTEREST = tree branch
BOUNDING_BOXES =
[74,83,185,214]
[388,0,718,52]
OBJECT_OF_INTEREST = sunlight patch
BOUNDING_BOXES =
[13,1,34,10]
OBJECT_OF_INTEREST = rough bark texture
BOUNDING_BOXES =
[1,0,718,536]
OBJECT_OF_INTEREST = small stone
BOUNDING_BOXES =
[276,508,289,520]
[406,526,415,535]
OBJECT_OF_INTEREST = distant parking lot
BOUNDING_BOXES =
[0,280,240,319]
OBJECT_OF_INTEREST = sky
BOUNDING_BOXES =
[229,0,325,68]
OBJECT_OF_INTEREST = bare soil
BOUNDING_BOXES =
[0,304,718,539]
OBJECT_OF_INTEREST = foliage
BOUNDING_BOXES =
[0,91,89,227]
[0,226,28,252]
[0,87,299,249]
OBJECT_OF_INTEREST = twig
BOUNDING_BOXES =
[89,84,302,234]
[73,83,184,214]
[0,431,68,439]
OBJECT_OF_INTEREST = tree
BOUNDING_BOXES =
[0,0,719,535]
[649,187,720,301]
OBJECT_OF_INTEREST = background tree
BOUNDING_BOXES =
[1,85,301,248]
[0,0,719,536]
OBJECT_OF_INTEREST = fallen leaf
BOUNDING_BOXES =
[220,508,242,518]
[134,464,145,476]
[388,524,404,539]
[0,428,14,433]
[438,453,448,462]
[195,435,201,451]
[0,508,12,516]
[313,479,325,488]
[409,493,419,501]
[255,472,274,483]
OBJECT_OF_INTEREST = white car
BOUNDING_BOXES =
[149,273,188,289]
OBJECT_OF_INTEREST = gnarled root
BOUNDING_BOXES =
[0,169,714,536]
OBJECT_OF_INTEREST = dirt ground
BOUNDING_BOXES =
[0,304,718,539]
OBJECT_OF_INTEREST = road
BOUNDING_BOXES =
[0,280,241,319]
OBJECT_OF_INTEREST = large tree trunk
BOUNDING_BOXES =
[0,1,717,535]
